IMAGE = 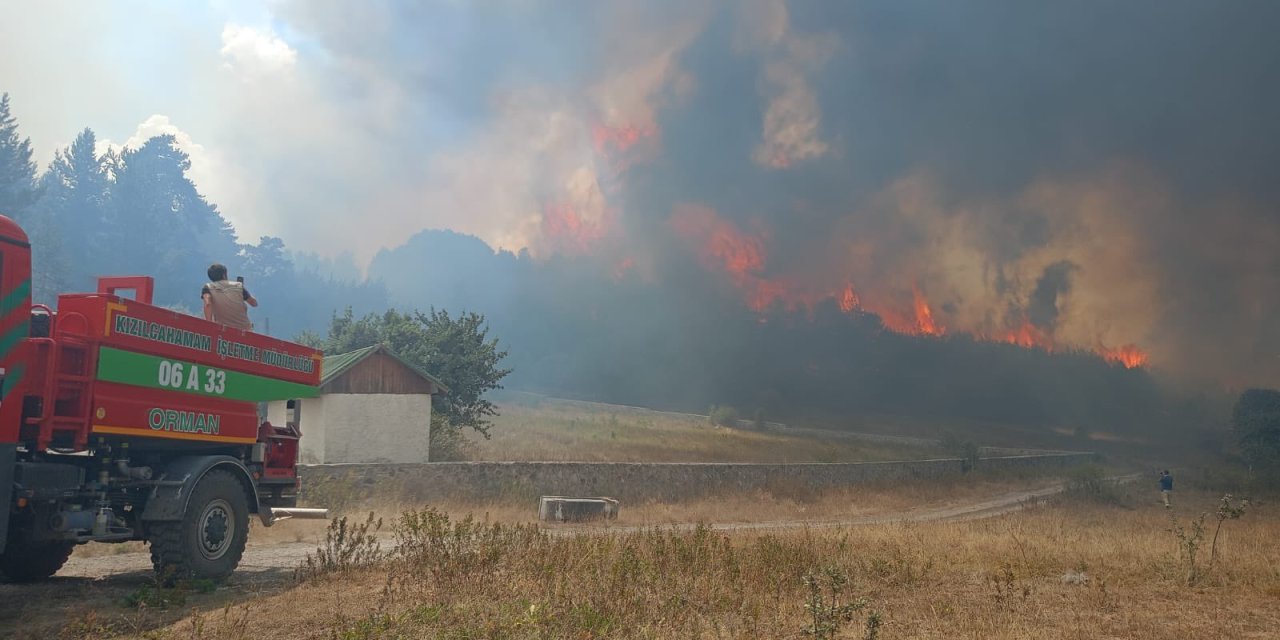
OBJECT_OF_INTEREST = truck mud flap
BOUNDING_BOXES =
[0,443,15,554]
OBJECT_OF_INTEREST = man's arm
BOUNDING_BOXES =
[202,293,214,321]
[243,288,258,308]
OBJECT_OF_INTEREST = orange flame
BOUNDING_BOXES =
[839,283,860,313]
[998,319,1056,351]
[912,285,944,336]
[542,201,607,254]
[670,205,765,280]
[1099,344,1149,369]
[825,281,1146,366]
[670,205,831,313]
[670,206,1150,368]
[707,228,765,277]
[849,285,945,336]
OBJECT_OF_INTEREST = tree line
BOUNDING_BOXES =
[0,93,512,457]
[0,93,387,339]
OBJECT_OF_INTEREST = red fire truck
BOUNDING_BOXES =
[0,214,327,583]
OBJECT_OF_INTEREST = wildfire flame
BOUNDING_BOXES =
[542,201,607,254]
[670,205,828,312]
[839,283,860,313]
[669,205,765,280]
[834,283,1146,368]
[669,205,1149,369]
[997,318,1056,351]
[1099,344,1149,368]
[911,285,944,336]
[865,285,944,336]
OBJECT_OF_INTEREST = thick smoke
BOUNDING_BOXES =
[1028,261,1076,331]
[274,0,1279,390]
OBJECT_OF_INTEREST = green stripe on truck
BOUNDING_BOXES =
[96,346,320,402]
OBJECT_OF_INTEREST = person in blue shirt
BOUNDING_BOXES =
[1159,470,1173,508]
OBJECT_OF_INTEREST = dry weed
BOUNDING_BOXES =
[131,485,1280,639]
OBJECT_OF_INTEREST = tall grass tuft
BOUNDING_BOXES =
[298,512,384,580]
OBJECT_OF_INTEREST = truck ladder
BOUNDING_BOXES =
[24,336,95,451]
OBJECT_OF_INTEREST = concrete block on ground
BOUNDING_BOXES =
[539,496,619,523]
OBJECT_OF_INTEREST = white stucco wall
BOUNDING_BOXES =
[322,394,432,463]
[270,394,432,464]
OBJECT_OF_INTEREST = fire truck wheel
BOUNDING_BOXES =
[0,538,76,582]
[149,470,249,584]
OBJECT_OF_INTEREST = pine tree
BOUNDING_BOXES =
[110,135,239,303]
[28,128,111,300]
[241,236,290,279]
[0,93,40,218]
[24,206,70,303]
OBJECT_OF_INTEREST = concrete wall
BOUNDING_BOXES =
[270,394,431,464]
[298,452,1095,505]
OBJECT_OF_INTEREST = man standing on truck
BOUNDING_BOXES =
[202,263,257,331]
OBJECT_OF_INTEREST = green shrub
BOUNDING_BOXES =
[800,566,879,640]
[1232,388,1280,483]
[121,577,213,610]
[429,414,476,462]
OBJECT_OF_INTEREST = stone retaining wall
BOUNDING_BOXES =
[298,453,1096,506]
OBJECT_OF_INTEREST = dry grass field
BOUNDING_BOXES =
[23,398,1260,639]
[329,469,1067,529]
[471,393,948,463]
[49,481,1280,640]
[69,469,1060,564]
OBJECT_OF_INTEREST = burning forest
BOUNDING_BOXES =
[341,0,1279,435]
[5,0,1279,434]
[310,0,1280,435]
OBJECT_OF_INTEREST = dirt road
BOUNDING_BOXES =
[56,478,1081,580]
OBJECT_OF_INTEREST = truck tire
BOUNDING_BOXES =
[148,470,249,584]
[0,538,75,582]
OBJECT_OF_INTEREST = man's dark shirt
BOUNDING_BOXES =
[1159,475,1173,491]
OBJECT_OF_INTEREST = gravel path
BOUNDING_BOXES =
[58,541,320,581]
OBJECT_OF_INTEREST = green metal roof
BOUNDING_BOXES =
[319,345,377,384]
[319,344,450,393]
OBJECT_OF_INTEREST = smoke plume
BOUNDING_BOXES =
[20,0,1265,390]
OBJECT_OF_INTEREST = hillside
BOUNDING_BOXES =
[469,392,950,463]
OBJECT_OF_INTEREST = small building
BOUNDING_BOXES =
[267,344,448,464]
